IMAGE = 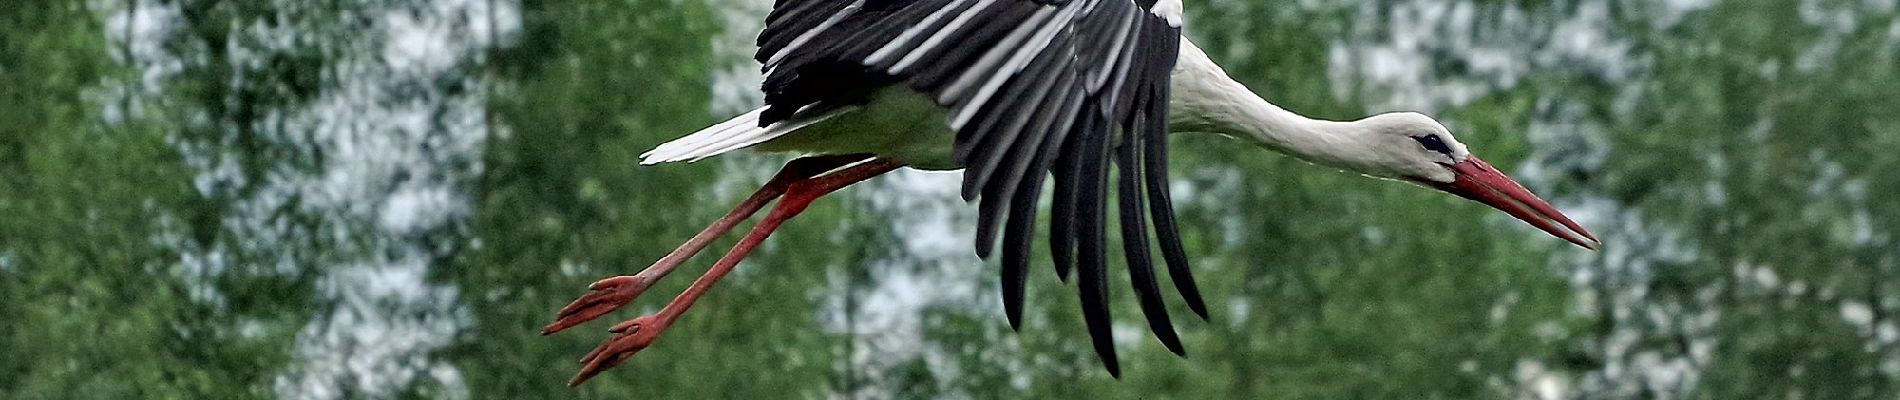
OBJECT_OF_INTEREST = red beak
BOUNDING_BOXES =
[1424,156,1600,250]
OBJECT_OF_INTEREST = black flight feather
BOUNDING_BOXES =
[1138,26,1206,320]
[969,37,1076,257]
[752,0,1196,376]
[1049,147,1080,283]
[971,76,1076,257]
[1072,113,1119,377]
[1116,107,1185,356]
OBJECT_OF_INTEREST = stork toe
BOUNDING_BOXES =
[543,275,654,335]
[568,315,665,386]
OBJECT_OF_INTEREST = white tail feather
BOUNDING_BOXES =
[641,108,766,164]
[642,106,854,165]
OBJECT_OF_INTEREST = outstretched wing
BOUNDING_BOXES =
[755,0,1205,376]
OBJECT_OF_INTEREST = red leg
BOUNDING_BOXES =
[567,159,902,386]
[543,154,871,335]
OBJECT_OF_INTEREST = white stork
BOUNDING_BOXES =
[543,0,1600,385]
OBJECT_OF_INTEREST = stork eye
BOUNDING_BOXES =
[1413,134,1452,155]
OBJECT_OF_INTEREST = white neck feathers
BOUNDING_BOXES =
[1167,39,1369,171]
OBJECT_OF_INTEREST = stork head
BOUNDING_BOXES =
[1349,112,1600,250]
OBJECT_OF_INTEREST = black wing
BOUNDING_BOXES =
[755,0,1206,376]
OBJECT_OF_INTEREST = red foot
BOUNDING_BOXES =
[568,315,666,386]
[543,275,656,335]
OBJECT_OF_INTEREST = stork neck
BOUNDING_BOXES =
[1168,40,1363,170]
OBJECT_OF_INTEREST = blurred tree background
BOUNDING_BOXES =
[4,0,1899,398]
